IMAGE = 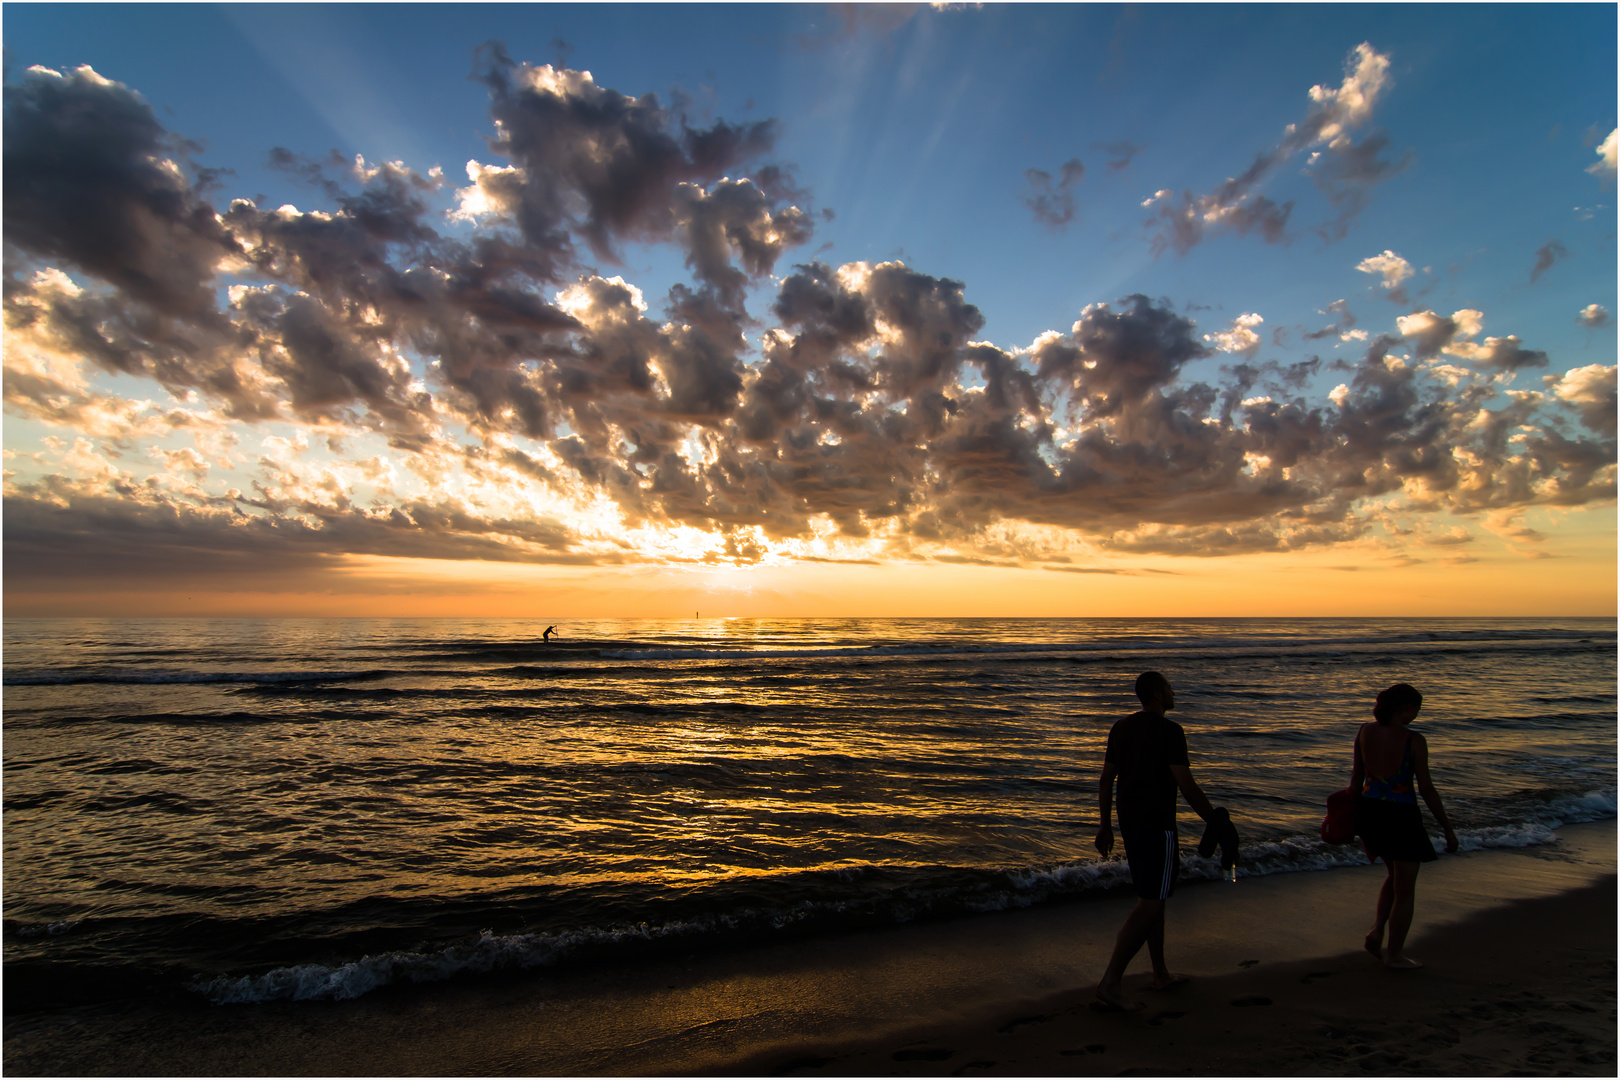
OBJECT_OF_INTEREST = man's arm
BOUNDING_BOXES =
[1095,761,1117,856]
[1169,763,1216,823]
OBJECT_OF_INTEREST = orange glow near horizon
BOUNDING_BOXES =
[6,530,1613,619]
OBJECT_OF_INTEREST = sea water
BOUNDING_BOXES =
[3,617,1613,1008]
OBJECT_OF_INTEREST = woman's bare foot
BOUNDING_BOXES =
[1363,929,1383,958]
[1384,954,1423,970]
[1147,973,1190,991]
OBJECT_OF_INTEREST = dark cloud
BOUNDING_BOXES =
[1146,188,1292,256]
[1396,309,1468,360]
[467,45,789,274]
[1307,130,1412,243]
[1303,298,1358,341]
[2,472,601,595]
[266,146,350,200]
[1144,43,1403,255]
[1092,141,1143,172]
[231,286,432,432]
[1033,294,1209,414]
[1021,159,1085,230]
[1529,239,1568,284]
[4,65,239,319]
[672,178,813,310]
[1460,336,1549,374]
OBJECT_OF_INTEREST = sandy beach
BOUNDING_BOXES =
[5,820,1614,1076]
[761,876,1617,1076]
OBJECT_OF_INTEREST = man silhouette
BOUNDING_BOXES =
[1093,671,1217,1010]
[543,625,557,642]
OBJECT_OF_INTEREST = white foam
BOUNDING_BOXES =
[197,925,638,1003]
[13,920,81,939]
[1537,788,1617,824]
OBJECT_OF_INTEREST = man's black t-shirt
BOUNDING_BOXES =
[1105,711,1190,829]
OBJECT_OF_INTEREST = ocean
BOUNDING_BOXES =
[3,617,1614,1012]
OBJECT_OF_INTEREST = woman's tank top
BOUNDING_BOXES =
[1360,731,1418,804]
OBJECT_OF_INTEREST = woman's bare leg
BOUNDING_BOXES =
[1384,860,1422,968]
[1365,861,1394,956]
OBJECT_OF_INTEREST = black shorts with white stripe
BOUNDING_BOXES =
[1120,826,1179,900]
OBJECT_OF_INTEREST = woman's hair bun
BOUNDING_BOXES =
[1373,682,1424,724]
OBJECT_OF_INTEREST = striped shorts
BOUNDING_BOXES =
[1120,826,1179,900]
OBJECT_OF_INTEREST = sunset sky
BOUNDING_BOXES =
[4,3,1615,618]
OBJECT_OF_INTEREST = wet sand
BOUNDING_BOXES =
[4,820,1614,1076]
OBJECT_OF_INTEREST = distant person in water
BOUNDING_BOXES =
[543,625,557,643]
[1093,671,1220,1011]
[1350,682,1458,970]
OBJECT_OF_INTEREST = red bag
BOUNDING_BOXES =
[1320,787,1358,844]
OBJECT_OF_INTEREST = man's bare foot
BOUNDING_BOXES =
[1384,954,1423,970]
[1363,930,1383,958]
[1146,973,1190,991]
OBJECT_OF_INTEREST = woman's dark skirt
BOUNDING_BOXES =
[1357,797,1438,863]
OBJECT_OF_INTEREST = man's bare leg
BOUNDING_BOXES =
[1365,862,1394,957]
[1094,898,1162,1009]
[1383,860,1422,968]
[1144,903,1188,990]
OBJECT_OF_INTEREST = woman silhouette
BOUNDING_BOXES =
[1349,682,1458,969]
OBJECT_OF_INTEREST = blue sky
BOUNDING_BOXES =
[3,4,1615,615]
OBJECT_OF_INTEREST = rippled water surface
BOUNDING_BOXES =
[4,617,1614,1005]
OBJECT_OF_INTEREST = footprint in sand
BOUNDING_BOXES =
[1238,959,1260,968]
[893,1048,953,1062]
[997,1013,1052,1034]
[1231,995,1273,1007]
[1060,1044,1109,1056]
[1147,1011,1186,1027]
[777,1055,834,1073]
[1300,971,1336,984]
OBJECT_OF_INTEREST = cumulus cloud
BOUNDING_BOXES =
[1203,313,1265,358]
[1021,158,1085,229]
[460,48,792,271]
[1546,364,1618,437]
[1529,239,1568,283]
[1588,128,1617,182]
[1577,303,1610,328]
[3,50,1615,587]
[1395,308,1548,377]
[1357,249,1415,304]
[3,65,240,319]
[1144,43,1406,254]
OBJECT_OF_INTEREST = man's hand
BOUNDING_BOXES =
[1094,823,1114,857]
[1443,827,1459,854]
